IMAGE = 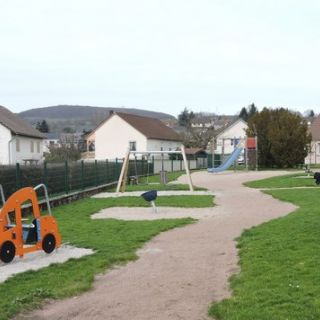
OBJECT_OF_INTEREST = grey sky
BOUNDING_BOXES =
[1,0,320,116]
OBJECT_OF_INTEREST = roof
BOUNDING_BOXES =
[309,116,320,141]
[185,148,207,155]
[90,112,182,142]
[0,106,44,139]
[44,132,60,140]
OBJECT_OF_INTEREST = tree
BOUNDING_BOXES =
[304,109,315,118]
[247,103,258,119]
[44,145,81,162]
[247,108,311,167]
[180,125,215,149]
[36,120,49,133]
[239,107,248,121]
[178,108,195,128]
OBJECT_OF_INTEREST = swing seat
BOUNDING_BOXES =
[141,190,157,202]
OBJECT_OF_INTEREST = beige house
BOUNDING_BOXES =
[0,105,44,165]
[85,112,182,160]
[211,118,248,155]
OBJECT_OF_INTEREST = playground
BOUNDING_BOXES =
[11,169,299,320]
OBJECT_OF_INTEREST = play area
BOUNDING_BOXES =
[1,164,320,320]
[0,184,93,283]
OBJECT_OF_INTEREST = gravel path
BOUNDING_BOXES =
[16,170,297,320]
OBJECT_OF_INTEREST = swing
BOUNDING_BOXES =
[132,154,152,186]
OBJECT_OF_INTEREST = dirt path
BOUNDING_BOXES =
[16,171,297,320]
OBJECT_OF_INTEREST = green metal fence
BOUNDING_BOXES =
[0,159,154,199]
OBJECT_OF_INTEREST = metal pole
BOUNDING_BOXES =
[65,160,69,194]
[245,137,248,171]
[255,135,258,171]
[81,160,85,190]
[16,163,21,190]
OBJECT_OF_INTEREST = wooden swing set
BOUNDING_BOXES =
[116,145,194,193]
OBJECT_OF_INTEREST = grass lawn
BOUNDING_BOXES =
[244,173,316,189]
[0,195,213,320]
[139,170,186,183]
[110,170,206,192]
[210,179,320,319]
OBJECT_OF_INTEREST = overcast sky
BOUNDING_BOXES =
[1,0,320,116]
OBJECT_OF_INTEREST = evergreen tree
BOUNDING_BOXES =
[239,107,248,121]
[36,120,49,133]
[178,108,195,128]
[247,103,258,119]
[247,108,311,167]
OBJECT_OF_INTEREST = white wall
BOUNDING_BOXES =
[153,159,198,173]
[215,120,247,155]
[147,139,182,159]
[305,141,320,164]
[11,136,44,164]
[0,124,11,165]
[95,115,148,159]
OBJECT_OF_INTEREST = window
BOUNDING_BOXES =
[129,141,136,151]
[37,141,40,153]
[30,141,34,153]
[16,139,20,152]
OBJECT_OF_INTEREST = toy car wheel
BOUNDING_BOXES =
[0,241,16,263]
[42,234,56,254]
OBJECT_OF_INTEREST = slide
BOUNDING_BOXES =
[208,146,243,173]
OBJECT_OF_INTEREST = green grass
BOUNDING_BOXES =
[139,171,186,183]
[244,173,316,189]
[113,183,206,192]
[210,179,320,319]
[109,170,207,192]
[0,194,215,320]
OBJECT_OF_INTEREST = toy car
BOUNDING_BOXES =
[0,184,61,263]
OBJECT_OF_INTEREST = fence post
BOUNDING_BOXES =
[95,160,98,186]
[65,161,69,194]
[43,161,47,187]
[171,158,173,172]
[180,159,182,171]
[105,159,109,182]
[81,160,84,190]
[115,158,118,180]
[152,156,155,174]
[15,163,21,190]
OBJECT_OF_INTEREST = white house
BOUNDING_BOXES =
[305,116,320,164]
[86,111,182,159]
[212,118,248,155]
[0,105,44,165]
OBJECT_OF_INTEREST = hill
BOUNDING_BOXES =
[19,105,176,133]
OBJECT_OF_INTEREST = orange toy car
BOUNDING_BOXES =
[0,184,61,263]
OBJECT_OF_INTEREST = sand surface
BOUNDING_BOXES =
[92,206,216,220]
[0,245,93,283]
[93,190,214,198]
[16,170,297,320]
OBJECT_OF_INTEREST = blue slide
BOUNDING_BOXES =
[208,146,243,173]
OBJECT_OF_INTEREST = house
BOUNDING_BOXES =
[184,148,207,159]
[85,111,182,159]
[211,118,248,155]
[43,133,60,153]
[0,105,44,165]
[305,116,320,164]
